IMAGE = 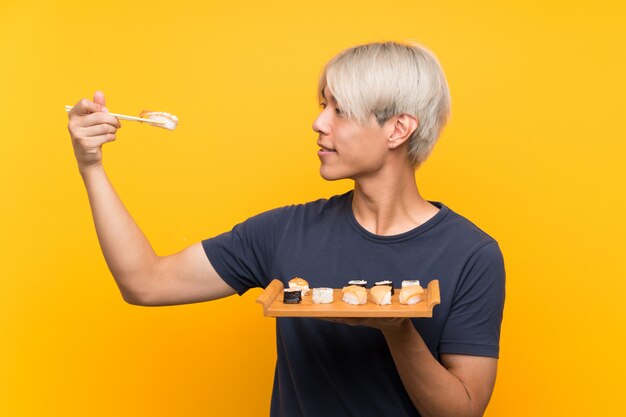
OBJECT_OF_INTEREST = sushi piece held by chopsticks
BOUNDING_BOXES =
[139,110,179,131]
[64,105,178,131]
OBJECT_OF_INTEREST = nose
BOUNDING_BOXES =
[312,109,330,135]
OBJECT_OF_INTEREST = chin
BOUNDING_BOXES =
[320,162,379,182]
[319,166,348,181]
[319,170,341,181]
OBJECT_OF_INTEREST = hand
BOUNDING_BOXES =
[67,91,121,172]
[322,317,409,334]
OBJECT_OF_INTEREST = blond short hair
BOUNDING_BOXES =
[318,41,451,166]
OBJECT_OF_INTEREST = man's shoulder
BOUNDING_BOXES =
[280,191,351,218]
[435,203,499,252]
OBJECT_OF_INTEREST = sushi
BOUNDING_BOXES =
[139,110,179,130]
[399,284,424,305]
[374,280,394,295]
[402,280,420,288]
[283,288,302,304]
[289,277,310,296]
[342,285,367,305]
[347,280,368,288]
[312,287,334,304]
[370,285,392,305]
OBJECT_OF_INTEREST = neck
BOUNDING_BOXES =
[351,161,438,236]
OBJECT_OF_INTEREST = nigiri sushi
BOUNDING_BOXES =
[289,277,310,296]
[399,284,424,305]
[374,280,394,295]
[342,285,367,305]
[139,110,179,130]
[370,285,392,305]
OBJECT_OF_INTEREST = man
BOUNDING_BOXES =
[68,41,505,417]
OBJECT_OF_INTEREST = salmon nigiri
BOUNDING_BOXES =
[399,284,424,305]
[342,285,367,305]
[139,110,179,130]
[370,285,392,305]
[288,277,310,296]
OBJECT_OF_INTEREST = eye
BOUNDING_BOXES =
[335,107,344,116]
[319,102,327,109]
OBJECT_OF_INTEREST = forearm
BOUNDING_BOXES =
[80,164,159,302]
[383,321,478,417]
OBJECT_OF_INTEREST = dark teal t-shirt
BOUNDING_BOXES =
[202,191,505,417]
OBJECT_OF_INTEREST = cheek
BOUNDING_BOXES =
[352,135,387,164]
[333,124,387,166]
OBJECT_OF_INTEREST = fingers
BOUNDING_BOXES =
[319,317,408,331]
[67,92,118,170]
[70,91,108,118]
[68,92,121,133]
[93,90,106,108]
[82,112,121,129]
[319,318,356,325]
[74,130,117,147]
[81,123,118,138]
[89,133,117,147]
[70,97,107,117]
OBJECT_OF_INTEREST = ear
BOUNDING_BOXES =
[388,114,418,149]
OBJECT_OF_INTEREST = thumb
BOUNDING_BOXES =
[93,91,108,112]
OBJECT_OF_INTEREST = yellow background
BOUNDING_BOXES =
[1,0,625,415]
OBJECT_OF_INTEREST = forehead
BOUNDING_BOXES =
[321,85,337,103]
[321,84,381,128]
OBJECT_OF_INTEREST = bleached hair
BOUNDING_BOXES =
[318,41,451,167]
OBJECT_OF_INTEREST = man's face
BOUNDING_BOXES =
[312,86,390,181]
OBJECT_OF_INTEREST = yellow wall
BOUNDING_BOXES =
[1,0,625,415]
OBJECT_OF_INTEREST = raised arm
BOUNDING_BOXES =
[68,92,236,306]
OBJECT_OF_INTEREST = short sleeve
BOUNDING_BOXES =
[201,207,288,295]
[438,241,506,358]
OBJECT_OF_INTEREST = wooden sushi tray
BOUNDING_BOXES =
[256,279,440,318]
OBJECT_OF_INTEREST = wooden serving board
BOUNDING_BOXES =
[256,279,440,318]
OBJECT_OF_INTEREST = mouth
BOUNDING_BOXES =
[318,144,336,153]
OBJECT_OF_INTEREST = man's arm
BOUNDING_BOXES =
[69,92,236,306]
[383,319,497,417]
[326,318,496,417]
[140,242,237,306]
[377,241,504,416]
